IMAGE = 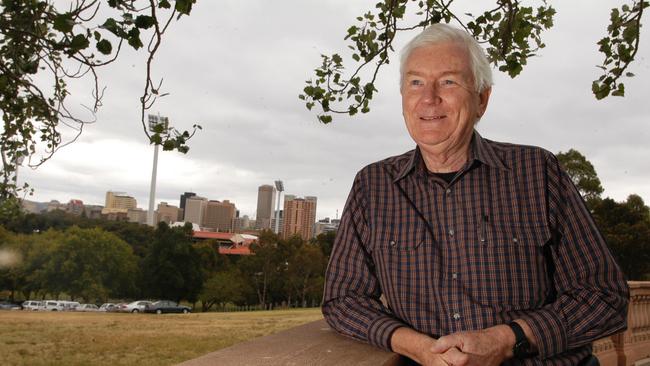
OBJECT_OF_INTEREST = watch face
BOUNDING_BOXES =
[514,340,531,358]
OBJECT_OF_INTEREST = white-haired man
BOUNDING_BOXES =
[323,24,628,366]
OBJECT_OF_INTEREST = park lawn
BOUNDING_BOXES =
[0,308,323,366]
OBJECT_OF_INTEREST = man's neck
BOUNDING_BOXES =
[419,136,472,173]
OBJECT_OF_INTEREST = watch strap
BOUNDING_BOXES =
[508,321,530,358]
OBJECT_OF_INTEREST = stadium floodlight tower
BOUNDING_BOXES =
[274,180,284,234]
[147,114,169,227]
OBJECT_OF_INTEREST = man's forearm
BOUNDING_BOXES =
[391,327,437,363]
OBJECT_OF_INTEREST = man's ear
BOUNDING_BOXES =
[477,87,492,118]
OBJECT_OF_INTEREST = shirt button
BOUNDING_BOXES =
[448,229,455,237]
[390,240,396,246]
[445,188,452,195]
[453,312,461,320]
[513,237,518,244]
[452,273,458,280]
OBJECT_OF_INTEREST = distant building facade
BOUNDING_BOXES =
[179,192,196,219]
[203,200,236,232]
[282,195,317,240]
[184,196,207,226]
[127,208,147,224]
[314,217,340,237]
[157,202,181,224]
[255,185,276,230]
[104,191,137,210]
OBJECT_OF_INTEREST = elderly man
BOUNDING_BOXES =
[322,24,629,366]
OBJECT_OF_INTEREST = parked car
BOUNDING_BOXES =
[61,301,80,311]
[144,300,191,314]
[76,304,99,312]
[99,303,116,312]
[118,300,152,313]
[22,300,42,310]
[42,300,65,311]
[0,300,22,310]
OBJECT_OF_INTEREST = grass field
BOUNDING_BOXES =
[0,308,323,366]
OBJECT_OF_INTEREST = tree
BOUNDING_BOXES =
[557,149,604,207]
[141,222,202,303]
[592,195,650,280]
[0,0,201,215]
[301,0,647,124]
[41,226,138,301]
[198,268,251,311]
[286,243,327,307]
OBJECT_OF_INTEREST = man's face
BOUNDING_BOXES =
[401,42,491,151]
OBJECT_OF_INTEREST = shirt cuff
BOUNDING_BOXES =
[367,315,407,352]
[519,308,568,359]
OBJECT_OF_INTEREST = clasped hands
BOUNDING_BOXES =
[415,325,515,366]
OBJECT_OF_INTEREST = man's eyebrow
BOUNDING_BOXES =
[404,70,464,77]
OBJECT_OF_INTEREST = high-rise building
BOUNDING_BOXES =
[203,200,237,232]
[184,196,207,225]
[179,192,196,215]
[255,185,276,230]
[282,195,317,240]
[105,191,137,210]
[157,202,181,224]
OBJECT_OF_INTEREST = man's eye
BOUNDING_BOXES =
[410,79,423,86]
[441,79,457,86]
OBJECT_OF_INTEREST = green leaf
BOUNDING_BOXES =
[70,34,90,51]
[53,14,74,33]
[127,28,143,49]
[135,15,156,29]
[318,115,333,124]
[96,39,112,55]
[102,18,121,36]
[159,0,171,8]
[175,0,195,14]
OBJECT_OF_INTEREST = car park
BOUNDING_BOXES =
[144,300,191,314]
[42,300,65,311]
[99,303,116,312]
[61,301,80,311]
[22,300,42,310]
[0,300,21,310]
[118,300,151,313]
[76,304,99,312]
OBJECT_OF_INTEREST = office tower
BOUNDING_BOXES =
[202,200,237,232]
[104,191,137,210]
[179,192,196,214]
[157,202,181,224]
[66,199,84,215]
[255,185,276,230]
[184,196,207,226]
[282,195,317,240]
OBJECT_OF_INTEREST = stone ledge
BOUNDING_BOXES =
[176,319,401,366]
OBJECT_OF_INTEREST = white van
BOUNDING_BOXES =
[42,300,65,311]
[22,300,42,310]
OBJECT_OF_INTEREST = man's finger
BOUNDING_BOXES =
[439,346,470,366]
[430,335,462,354]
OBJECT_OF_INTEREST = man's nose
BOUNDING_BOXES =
[421,82,442,104]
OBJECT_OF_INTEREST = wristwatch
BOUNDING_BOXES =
[508,321,532,358]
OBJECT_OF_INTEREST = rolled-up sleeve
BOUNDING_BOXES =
[322,171,406,351]
[520,155,630,359]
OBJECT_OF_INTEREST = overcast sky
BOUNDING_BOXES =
[19,0,650,221]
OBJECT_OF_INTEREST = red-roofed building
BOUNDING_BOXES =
[192,231,257,255]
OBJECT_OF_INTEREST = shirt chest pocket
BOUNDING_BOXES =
[466,221,552,310]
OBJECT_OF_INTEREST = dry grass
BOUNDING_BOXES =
[0,308,323,366]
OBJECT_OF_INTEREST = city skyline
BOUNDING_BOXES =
[16,0,650,221]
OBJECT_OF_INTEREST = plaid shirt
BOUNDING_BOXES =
[323,131,629,366]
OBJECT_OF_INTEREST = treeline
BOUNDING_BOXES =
[0,211,334,309]
[557,149,650,280]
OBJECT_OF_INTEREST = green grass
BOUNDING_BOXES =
[0,308,323,366]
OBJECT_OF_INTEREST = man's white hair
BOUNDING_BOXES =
[400,23,493,93]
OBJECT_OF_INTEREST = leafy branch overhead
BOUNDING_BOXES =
[300,0,646,124]
[0,0,200,213]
